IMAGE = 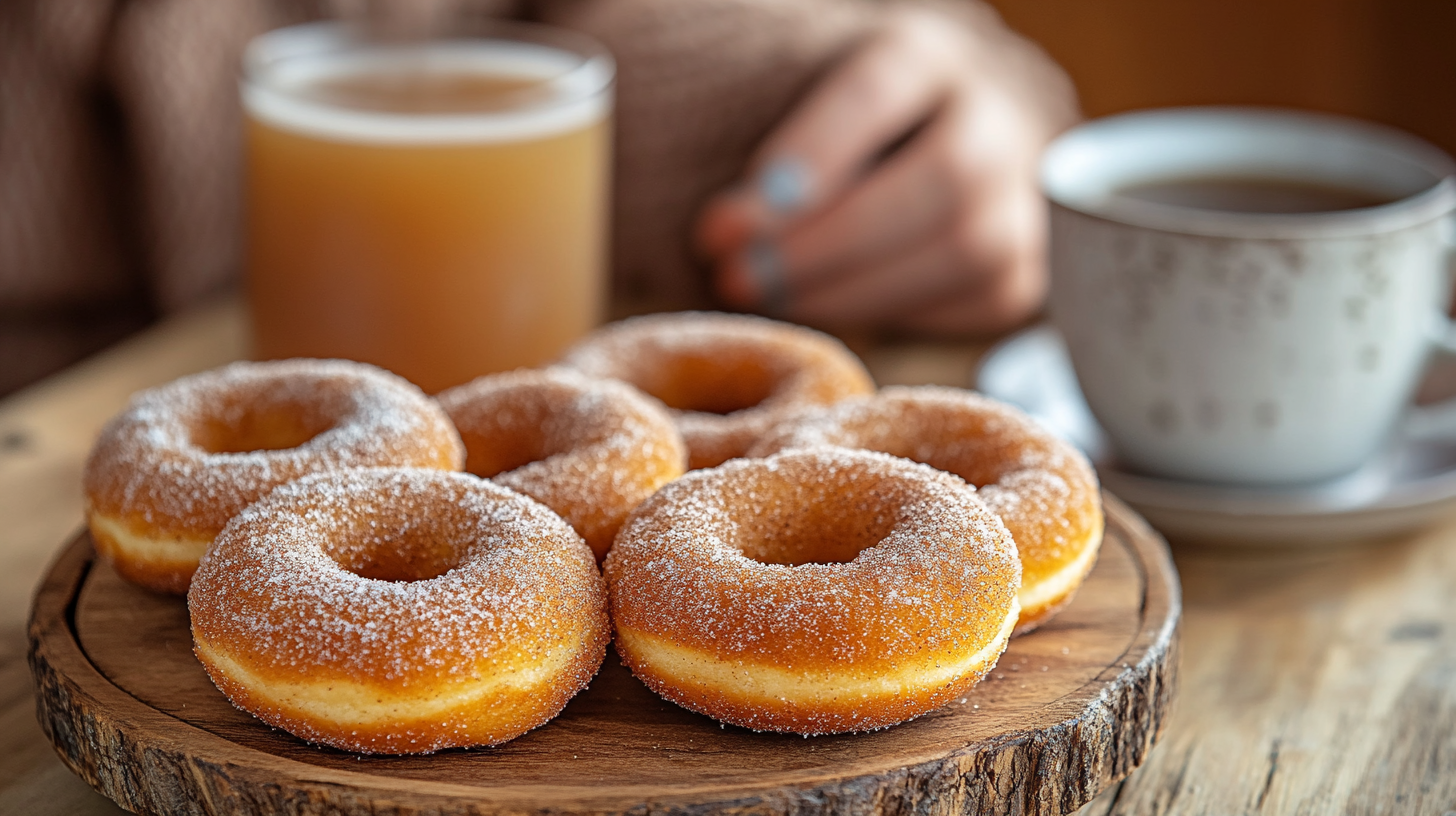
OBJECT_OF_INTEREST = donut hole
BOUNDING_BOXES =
[734,493,898,566]
[192,396,338,454]
[460,427,553,478]
[641,353,779,415]
[323,522,467,582]
[449,395,564,478]
[866,428,1029,490]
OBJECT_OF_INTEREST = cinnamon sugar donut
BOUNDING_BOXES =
[753,386,1103,633]
[606,448,1021,735]
[559,312,875,469]
[437,368,687,562]
[189,468,610,754]
[83,360,464,594]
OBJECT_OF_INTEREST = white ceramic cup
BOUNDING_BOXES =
[1043,107,1456,485]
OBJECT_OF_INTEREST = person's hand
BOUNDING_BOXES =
[696,5,1077,335]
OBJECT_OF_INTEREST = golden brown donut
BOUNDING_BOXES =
[558,312,875,469]
[189,467,610,754]
[436,368,687,562]
[606,447,1021,735]
[752,386,1103,633]
[83,359,464,594]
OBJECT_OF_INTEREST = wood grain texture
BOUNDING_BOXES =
[1079,529,1456,816]
[28,495,1178,816]
[10,302,1456,815]
[0,300,248,816]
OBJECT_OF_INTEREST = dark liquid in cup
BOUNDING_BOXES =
[1116,176,1398,213]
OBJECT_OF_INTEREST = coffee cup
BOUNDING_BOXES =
[1042,107,1456,485]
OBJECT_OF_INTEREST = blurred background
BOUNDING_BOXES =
[3,0,1454,398]
[989,0,1456,154]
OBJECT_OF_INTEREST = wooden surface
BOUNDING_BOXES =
[3,299,1456,814]
[30,500,1174,816]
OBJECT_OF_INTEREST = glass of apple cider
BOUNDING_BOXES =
[243,22,612,393]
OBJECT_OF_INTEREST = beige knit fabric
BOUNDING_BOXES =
[0,0,318,393]
[0,0,1066,394]
[1,0,138,392]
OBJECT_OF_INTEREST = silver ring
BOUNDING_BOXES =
[745,240,791,317]
[759,157,812,216]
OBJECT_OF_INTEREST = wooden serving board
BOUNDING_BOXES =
[29,494,1179,816]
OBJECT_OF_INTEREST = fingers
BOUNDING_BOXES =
[697,12,961,254]
[757,13,959,202]
[715,117,959,306]
[788,178,1046,333]
[697,158,816,259]
[718,87,1046,325]
[778,119,964,291]
[892,180,1049,336]
[787,232,974,325]
[892,245,1048,336]
[700,7,1061,336]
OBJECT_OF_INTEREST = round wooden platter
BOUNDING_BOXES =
[29,494,1179,816]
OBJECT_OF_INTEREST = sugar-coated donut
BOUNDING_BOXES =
[437,368,687,562]
[606,447,1021,735]
[753,386,1103,634]
[559,312,875,469]
[83,359,464,594]
[189,468,610,754]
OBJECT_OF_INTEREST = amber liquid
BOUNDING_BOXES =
[247,56,609,393]
[1116,175,1397,213]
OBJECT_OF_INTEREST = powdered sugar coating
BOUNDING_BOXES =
[752,386,1103,630]
[437,367,686,561]
[84,359,465,539]
[189,468,609,753]
[607,448,1020,732]
[610,447,1019,663]
[558,312,875,469]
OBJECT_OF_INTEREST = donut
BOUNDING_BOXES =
[436,368,687,562]
[189,467,610,754]
[752,386,1103,634]
[605,447,1021,735]
[83,359,464,594]
[558,312,875,469]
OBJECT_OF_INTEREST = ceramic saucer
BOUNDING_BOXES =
[975,325,1456,545]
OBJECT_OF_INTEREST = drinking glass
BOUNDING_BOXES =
[244,20,613,393]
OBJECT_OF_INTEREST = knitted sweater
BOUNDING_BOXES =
[0,0,1071,394]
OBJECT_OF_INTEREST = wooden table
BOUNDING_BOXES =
[2,301,1454,815]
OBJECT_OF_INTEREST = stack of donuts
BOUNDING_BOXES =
[83,312,1102,754]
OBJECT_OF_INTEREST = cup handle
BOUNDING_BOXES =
[1405,214,1456,439]
[1427,315,1456,356]
[1429,215,1456,354]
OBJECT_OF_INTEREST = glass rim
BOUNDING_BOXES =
[242,20,614,145]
